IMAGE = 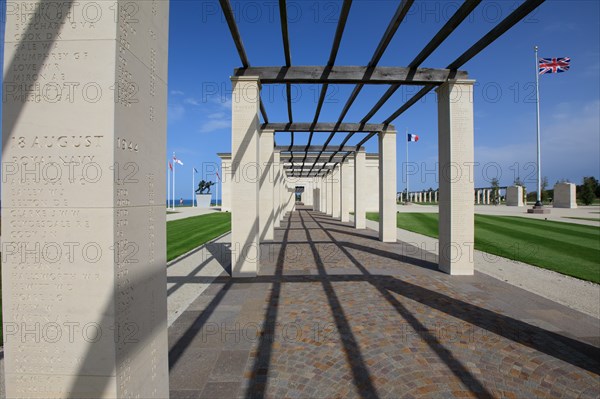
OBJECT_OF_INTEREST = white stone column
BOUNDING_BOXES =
[435,191,439,203]
[486,189,491,205]
[326,172,334,216]
[219,155,232,212]
[332,164,342,219]
[274,151,282,228]
[354,150,367,229]
[437,80,475,275]
[231,76,261,277]
[259,129,275,241]
[340,159,353,222]
[379,129,397,242]
[1,2,170,396]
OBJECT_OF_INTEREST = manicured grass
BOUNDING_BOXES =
[167,212,231,261]
[366,212,600,283]
[563,217,600,222]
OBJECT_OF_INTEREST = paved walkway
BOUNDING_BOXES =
[167,206,220,221]
[168,208,600,398]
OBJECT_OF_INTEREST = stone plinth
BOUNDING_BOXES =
[1,1,170,397]
[553,183,577,208]
[506,186,524,206]
[196,194,212,208]
[527,206,552,214]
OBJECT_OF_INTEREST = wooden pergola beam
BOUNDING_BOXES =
[234,66,467,85]
[266,123,392,132]
[360,0,483,125]
[277,145,361,153]
[302,0,353,173]
[383,0,546,125]
[219,0,269,123]
[314,0,414,176]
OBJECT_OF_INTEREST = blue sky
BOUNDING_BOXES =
[168,0,599,197]
[1,1,599,199]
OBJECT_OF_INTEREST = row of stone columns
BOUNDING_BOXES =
[401,191,439,203]
[475,188,494,204]
[312,132,396,242]
[230,76,475,279]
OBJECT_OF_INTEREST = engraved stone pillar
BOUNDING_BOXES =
[259,129,275,241]
[231,76,260,277]
[332,164,341,219]
[354,150,367,229]
[273,151,282,228]
[553,183,577,208]
[340,159,353,223]
[379,129,397,242]
[1,1,170,397]
[506,186,524,206]
[437,80,475,275]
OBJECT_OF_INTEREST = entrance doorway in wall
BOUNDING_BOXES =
[295,186,305,204]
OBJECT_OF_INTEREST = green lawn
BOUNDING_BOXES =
[167,212,231,261]
[366,212,600,283]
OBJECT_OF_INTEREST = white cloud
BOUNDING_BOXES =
[168,104,185,122]
[475,100,600,187]
[171,90,185,96]
[184,97,201,106]
[199,118,231,133]
[208,112,226,119]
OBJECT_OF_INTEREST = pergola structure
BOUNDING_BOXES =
[219,0,545,277]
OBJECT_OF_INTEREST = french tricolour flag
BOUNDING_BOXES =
[408,134,419,142]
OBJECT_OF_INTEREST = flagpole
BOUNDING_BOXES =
[172,152,176,210]
[406,128,409,203]
[534,46,542,207]
[192,167,195,207]
[167,161,170,209]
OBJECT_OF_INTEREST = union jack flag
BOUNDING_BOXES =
[539,57,570,75]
